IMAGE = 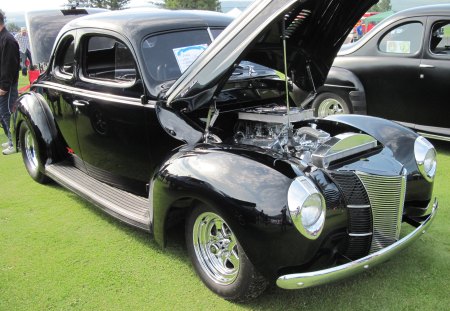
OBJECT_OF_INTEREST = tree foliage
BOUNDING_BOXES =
[370,0,391,12]
[6,22,20,32]
[67,0,130,10]
[164,0,221,11]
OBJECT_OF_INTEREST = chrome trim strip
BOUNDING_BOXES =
[347,204,371,209]
[394,121,450,139]
[323,83,355,90]
[33,81,156,108]
[418,132,450,142]
[276,199,438,290]
[348,232,372,237]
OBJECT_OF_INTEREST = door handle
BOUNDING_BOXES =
[419,64,435,69]
[73,100,90,107]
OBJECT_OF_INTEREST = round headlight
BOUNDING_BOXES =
[414,136,437,181]
[288,176,326,239]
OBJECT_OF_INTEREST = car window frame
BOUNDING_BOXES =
[53,31,77,81]
[376,20,425,57]
[424,16,450,60]
[78,29,140,89]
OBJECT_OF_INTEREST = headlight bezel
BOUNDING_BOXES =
[414,136,437,182]
[287,176,326,240]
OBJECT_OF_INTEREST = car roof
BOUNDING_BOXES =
[62,8,233,39]
[393,4,450,19]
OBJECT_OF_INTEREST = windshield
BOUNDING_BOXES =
[142,29,213,84]
[141,28,279,98]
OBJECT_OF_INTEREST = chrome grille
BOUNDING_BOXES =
[356,173,406,253]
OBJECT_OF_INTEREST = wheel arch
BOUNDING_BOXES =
[319,66,367,115]
[13,92,63,166]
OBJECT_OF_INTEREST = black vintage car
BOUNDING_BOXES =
[12,0,438,301]
[313,4,450,141]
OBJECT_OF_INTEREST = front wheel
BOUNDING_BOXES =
[312,92,351,118]
[186,203,267,301]
[19,121,49,184]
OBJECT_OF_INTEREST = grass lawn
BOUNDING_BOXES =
[0,76,449,310]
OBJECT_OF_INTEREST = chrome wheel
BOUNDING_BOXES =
[24,129,39,175]
[317,98,346,117]
[192,212,240,285]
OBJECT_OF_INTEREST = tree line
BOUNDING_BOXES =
[67,0,221,11]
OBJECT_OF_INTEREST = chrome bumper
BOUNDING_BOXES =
[277,199,438,290]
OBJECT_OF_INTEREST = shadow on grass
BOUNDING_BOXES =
[45,182,190,262]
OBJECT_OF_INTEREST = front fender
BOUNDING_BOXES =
[13,92,62,166]
[151,145,339,280]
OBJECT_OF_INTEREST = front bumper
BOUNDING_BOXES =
[277,199,438,289]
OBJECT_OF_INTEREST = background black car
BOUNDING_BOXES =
[312,4,450,141]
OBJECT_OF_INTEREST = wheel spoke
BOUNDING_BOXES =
[214,218,223,232]
[227,238,236,253]
[227,250,240,269]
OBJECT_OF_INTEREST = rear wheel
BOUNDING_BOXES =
[186,203,267,301]
[19,121,49,184]
[312,92,351,117]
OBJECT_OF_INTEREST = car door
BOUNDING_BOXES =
[73,32,151,196]
[44,32,84,167]
[418,16,450,133]
[334,18,426,122]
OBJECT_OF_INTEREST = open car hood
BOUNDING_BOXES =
[165,0,376,111]
[26,8,107,65]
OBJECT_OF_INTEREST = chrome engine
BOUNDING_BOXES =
[234,106,378,167]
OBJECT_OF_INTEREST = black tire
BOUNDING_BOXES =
[312,92,351,118]
[19,121,49,184]
[186,203,268,301]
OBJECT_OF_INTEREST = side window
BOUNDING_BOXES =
[378,22,423,55]
[83,35,137,83]
[55,36,75,77]
[430,21,450,56]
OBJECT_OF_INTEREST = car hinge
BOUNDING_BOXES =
[204,99,220,144]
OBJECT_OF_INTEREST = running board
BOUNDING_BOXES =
[45,162,151,231]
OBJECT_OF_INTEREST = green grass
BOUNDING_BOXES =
[0,75,449,309]
[1,136,449,310]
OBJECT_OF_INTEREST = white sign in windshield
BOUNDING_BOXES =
[173,44,208,73]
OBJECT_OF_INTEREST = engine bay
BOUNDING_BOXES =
[231,105,378,168]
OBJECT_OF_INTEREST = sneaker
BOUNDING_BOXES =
[2,146,15,155]
[1,142,9,148]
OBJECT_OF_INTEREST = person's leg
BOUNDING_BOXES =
[20,51,27,76]
[0,82,18,147]
[19,51,26,69]
[26,49,33,67]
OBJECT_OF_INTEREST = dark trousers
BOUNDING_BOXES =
[0,82,19,146]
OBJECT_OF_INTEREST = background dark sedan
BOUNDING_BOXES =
[312,4,450,142]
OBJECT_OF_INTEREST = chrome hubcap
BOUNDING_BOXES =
[24,129,39,175]
[318,98,345,117]
[193,212,240,285]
